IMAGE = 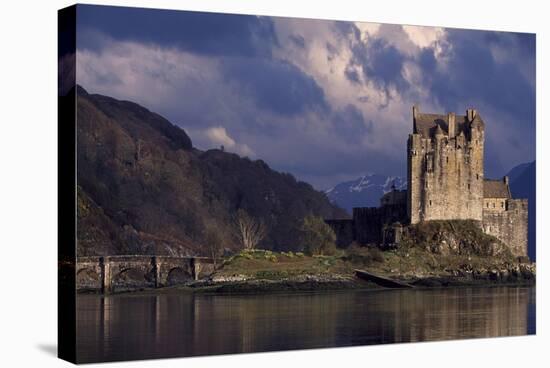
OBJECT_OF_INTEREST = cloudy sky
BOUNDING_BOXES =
[74,5,536,190]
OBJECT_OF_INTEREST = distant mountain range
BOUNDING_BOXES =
[325,161,536,260]
[325,174,406,214]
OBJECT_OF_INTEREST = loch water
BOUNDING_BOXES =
[76,286,536,363]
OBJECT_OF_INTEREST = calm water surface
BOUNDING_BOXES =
[76,286,536,363]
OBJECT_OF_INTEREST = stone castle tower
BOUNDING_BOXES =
[406,106,528,257]
[327,105,528,258]
[407,106,485,224]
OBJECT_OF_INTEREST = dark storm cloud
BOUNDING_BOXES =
[332,104,372,143]
[348,38,409,101]
[344,65,361,84]
[326,42,338,62]
[78,5,328,120]
[75,5,535,188]
[333,21,361,41]
[289,34,306,49]
[366,39,407,90]
[337,23,412,105]
[271,138,407,189]
[77,4,278,57]
[416,29,535,176]
[421,29,535,124]
[334,21,534,177]
[338,24,534,134]
[486,31,535,56]
[221,58,329,117]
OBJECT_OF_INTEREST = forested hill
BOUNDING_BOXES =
[73,86,347,257]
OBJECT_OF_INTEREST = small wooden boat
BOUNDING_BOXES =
[354,269,414,288]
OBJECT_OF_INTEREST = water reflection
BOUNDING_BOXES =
[76,286,535,363]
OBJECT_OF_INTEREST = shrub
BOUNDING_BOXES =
[344,245,385,265]
[255,270,288,280]
[368,247,385,263]
[405,220,513,259]
[281,251,295,258]
[300,215,337,256]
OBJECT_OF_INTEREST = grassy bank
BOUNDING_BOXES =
[212,244,534,286]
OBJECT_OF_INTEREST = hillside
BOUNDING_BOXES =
[75,86,346,257]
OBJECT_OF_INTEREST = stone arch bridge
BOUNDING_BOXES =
[76,256,215,293]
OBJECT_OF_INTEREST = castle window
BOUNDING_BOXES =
[467,184,470,190]
[429,200,432,206]
[486,202,489,208]
[426,158,433,172]
[476,174,479,180]
[501,202,504,208]
[446,156,449,164]
[492,203,495,208]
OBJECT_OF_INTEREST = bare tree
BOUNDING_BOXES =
[135,139,143,164]
[234,209,267,250]
[204,222,225,268]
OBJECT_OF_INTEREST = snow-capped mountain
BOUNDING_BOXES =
[325,174,407,214]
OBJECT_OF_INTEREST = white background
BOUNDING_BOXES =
[0,0,548,367]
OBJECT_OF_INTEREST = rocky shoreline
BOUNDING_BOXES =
[190,267,535,294]
[85,263,535,295]
[188,274,375,293]
[409,262,536,287]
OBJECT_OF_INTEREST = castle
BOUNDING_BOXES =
[327,106,528,258]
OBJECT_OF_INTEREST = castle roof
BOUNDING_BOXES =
[413,112,484,138]
[483,179,511,199]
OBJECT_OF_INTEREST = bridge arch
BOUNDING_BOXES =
[166,267,194,286]
[111,266,155,291]
[76,267,102,290]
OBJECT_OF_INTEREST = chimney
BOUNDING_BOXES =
[412,105,419,133]
[467,108,475,121]
[503,176,509,186]
[448,112,456,138]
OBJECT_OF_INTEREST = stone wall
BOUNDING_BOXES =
[353,204,407,245]
[380,189,407,207]
[482,199,528,257]
[483,198,507,212]
[325,219,354,247]
[382,222,404,249]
